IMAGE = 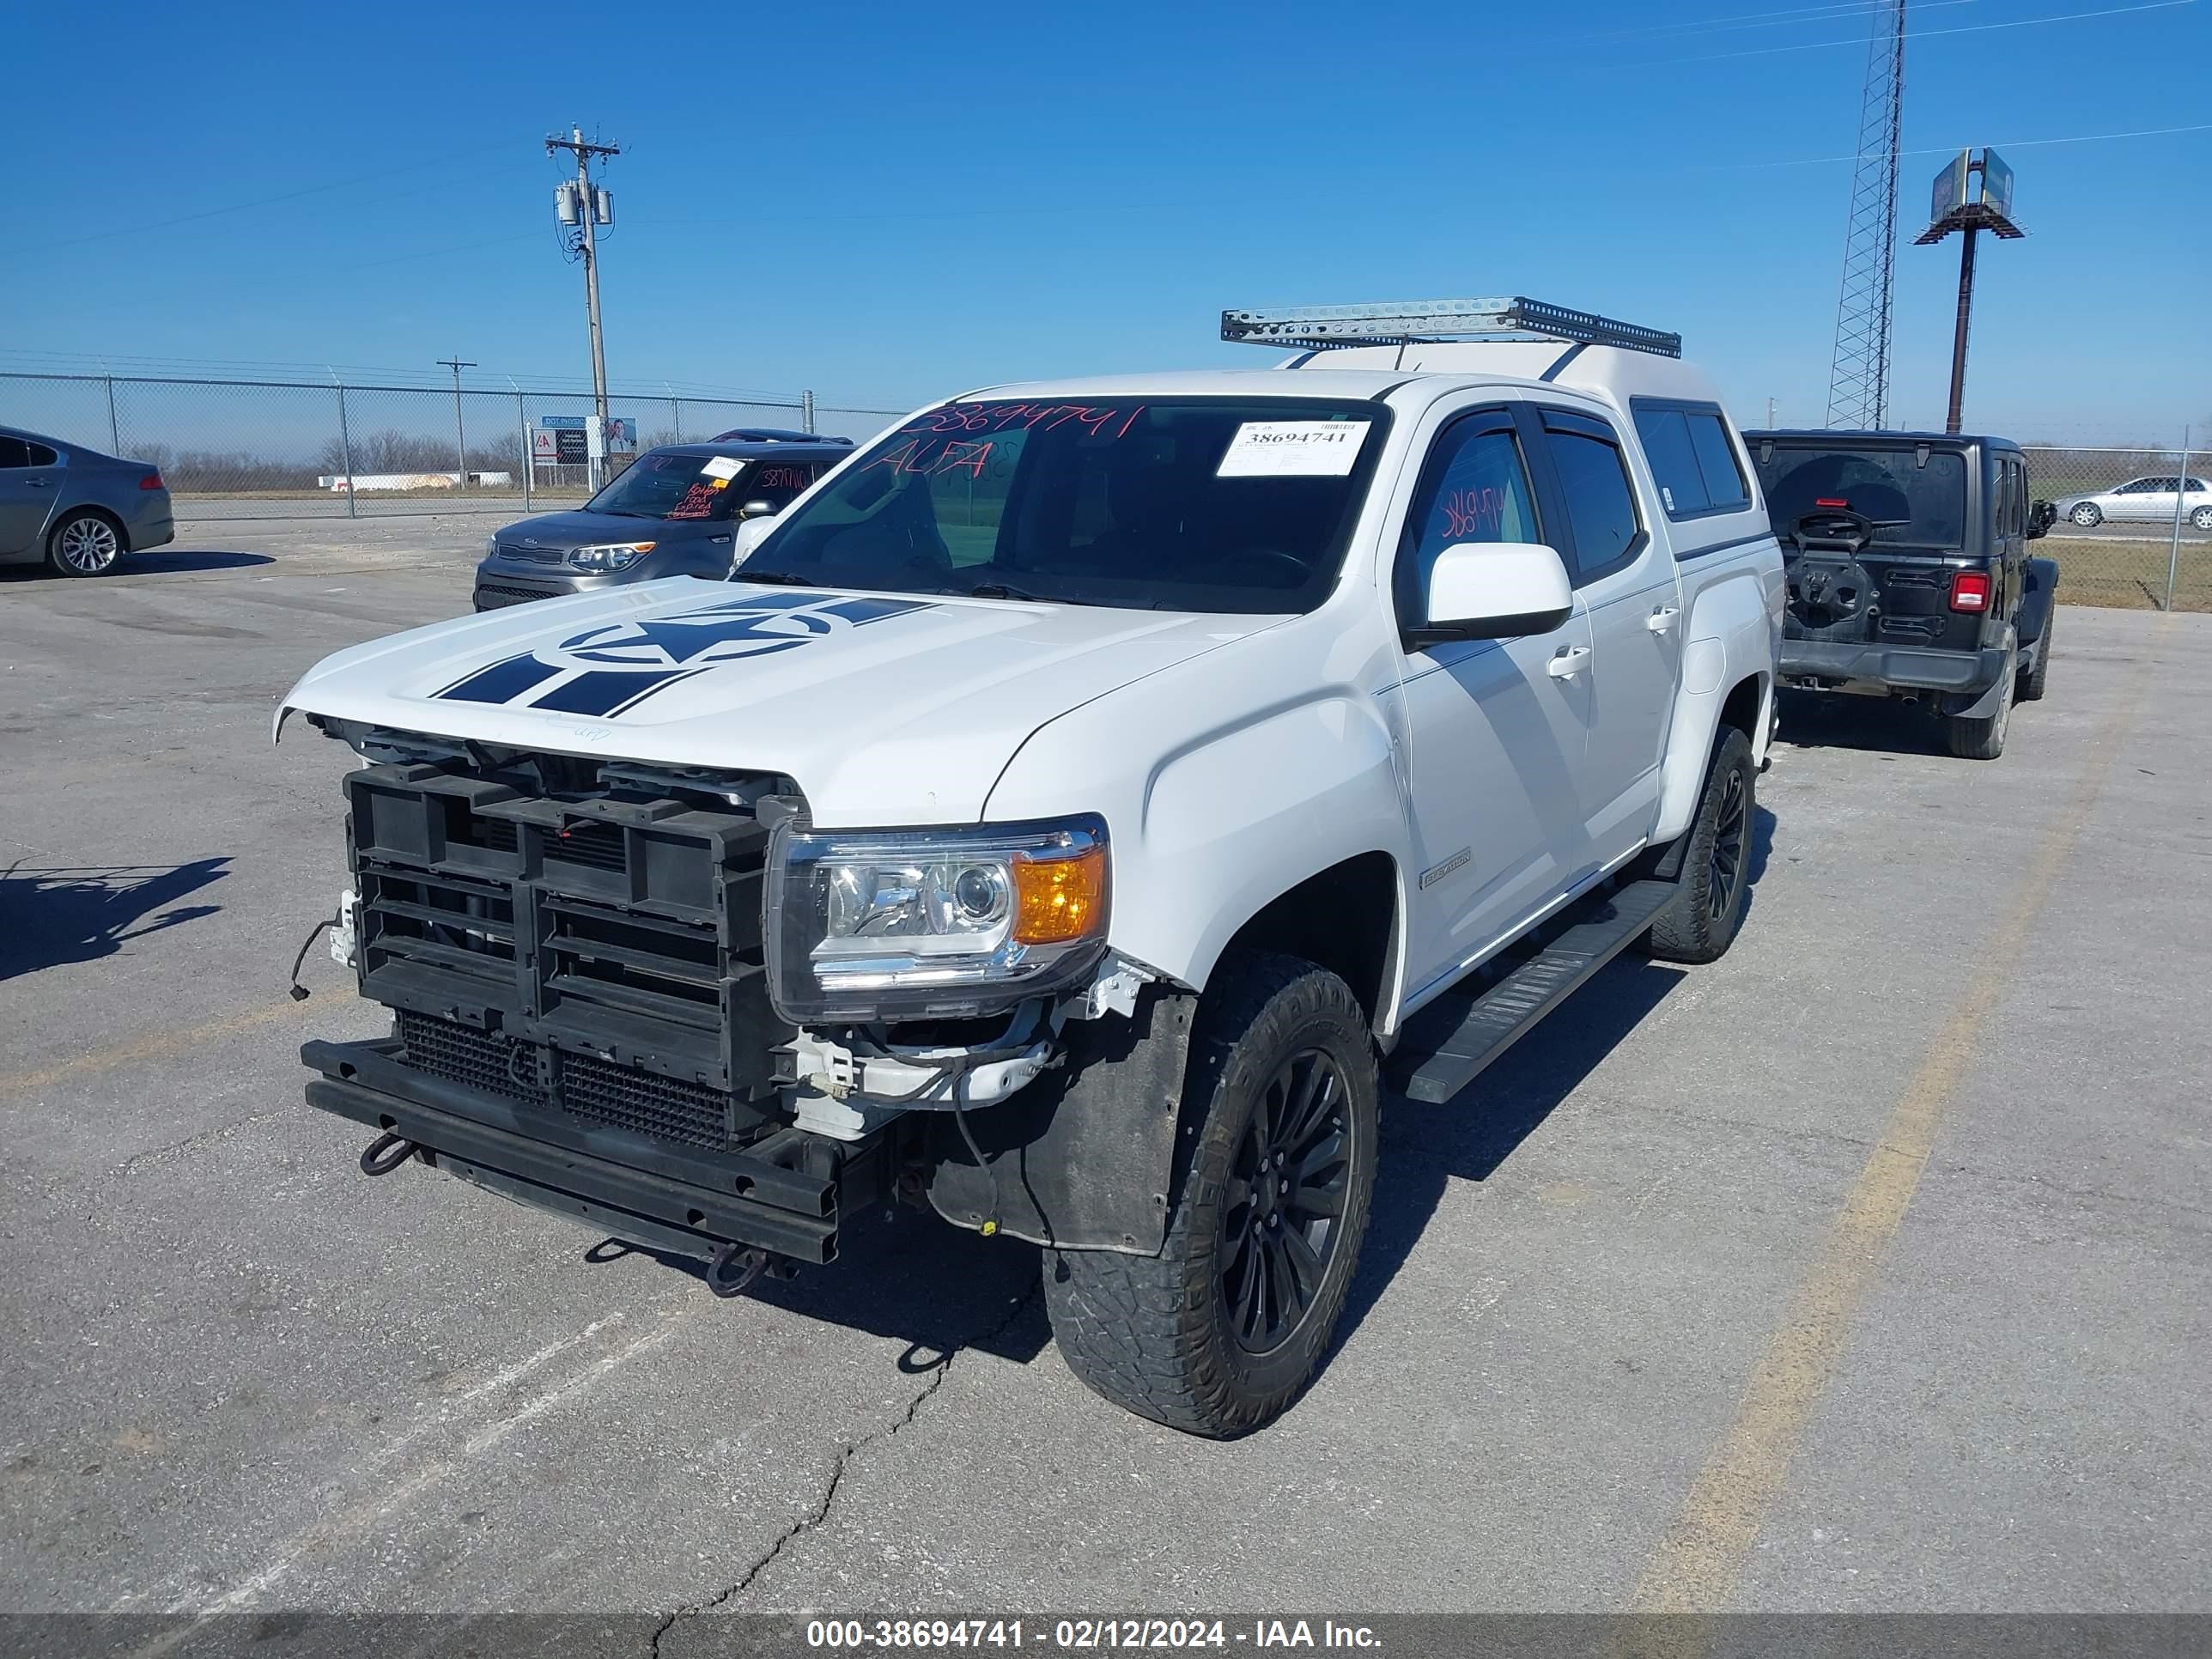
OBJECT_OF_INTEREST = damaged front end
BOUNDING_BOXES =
[297,721,1190,1288]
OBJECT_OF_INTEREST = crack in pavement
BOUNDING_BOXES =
[647,1276,1043,1656]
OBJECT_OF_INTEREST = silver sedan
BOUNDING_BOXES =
[0,423,175,576]
[2051,474,2212,532]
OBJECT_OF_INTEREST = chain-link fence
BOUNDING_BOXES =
[2021,439,2207,612]
[6,370,2204,608]
[0,371,906,522]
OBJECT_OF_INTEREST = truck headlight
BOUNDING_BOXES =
[567,541,654,571]
[767,817,1109,1021]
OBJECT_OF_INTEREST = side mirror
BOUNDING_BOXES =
[2027,500,2056,539]
[1412,543,1575,644]
[737,498,779,520]
[730,514,777,568]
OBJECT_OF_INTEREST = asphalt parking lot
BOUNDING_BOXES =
[2,517,2206,1624]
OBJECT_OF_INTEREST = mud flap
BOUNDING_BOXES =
[927,986,1197,1255]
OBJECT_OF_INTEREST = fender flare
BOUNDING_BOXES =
[2016,556,2061,647]
[1654,575,1772,845]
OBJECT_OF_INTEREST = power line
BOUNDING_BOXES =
[1578,0,1974,41]
[1644,0,2192,64]
[1718,118,2212,168]
[9,140,513,258]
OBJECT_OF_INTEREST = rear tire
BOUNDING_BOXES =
[1043,951,1378,1437]
[2069,502,2103,528]
[46,511,125,577]
[2016,608,2053,703]
[2191,506,2212,532]
[1946,662,2013,760]
[1645,726,1756,966]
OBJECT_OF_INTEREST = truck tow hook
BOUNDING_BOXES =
[706,1243,769,1298]
[359,1132,418,1177]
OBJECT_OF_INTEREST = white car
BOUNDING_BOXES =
[276,297,1783,1437]
[2055,474,2212,530]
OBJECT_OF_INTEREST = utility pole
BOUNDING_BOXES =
[547,125,619,489]
[437,356,476,488]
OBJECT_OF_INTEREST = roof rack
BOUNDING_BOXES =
[1219,297,1681,359]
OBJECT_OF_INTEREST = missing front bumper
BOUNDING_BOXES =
[303,1036,880,1263]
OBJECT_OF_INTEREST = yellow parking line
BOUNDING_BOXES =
[0,996,339,1101]
[1632,622,2164,1619]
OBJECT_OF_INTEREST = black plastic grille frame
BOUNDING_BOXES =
[347,761,785,1112]
[558,1049,729,1150]
[546,822,626,872]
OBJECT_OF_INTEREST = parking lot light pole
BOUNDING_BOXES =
[437,357,476,490]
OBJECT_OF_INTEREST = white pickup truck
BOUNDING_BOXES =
[280,298,1782,1437]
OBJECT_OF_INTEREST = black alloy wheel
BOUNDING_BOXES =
[1219,1049,1355,1355]
[1706,763,1750,924]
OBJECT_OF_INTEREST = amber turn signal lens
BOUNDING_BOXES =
[1011,845,1106,945]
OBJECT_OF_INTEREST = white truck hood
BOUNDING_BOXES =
[279,578,1266,824]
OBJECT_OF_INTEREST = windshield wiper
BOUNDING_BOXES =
[596,507,654,518]
[963,580,1100,605]
[729,569,814,586]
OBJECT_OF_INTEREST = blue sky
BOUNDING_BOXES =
[9,0,2209,440]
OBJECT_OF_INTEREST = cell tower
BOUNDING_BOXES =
[1824,0,1906,429]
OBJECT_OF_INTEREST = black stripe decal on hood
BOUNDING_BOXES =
[434,653,564,705]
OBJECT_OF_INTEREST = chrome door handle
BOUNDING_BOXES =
[23,477,48,487]
[1646,605,1680,634]
[1547,645,1591,679]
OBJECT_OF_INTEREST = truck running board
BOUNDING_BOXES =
[1387,879,1678,1105]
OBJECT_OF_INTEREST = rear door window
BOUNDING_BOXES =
[1537,410,1645,584]
[0,438,32,470]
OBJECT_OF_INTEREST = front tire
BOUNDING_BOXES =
[2069,502,2103,528]
[1043,951,1379,1437]
[1646,726,1756,966]
[47,511,125,577]
[1946,661,2014,760]
[2191,506,2212,532]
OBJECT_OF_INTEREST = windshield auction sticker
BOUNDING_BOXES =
[1216,421,1370,477]
[700,455,744,479]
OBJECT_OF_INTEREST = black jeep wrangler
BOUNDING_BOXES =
[1745,429,2060,759]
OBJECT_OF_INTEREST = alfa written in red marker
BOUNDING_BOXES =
[859,437,996,480]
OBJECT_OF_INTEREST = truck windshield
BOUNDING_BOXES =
[586,450,754,522]
[1754,444,1967,548]
[736,398,1389,613]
